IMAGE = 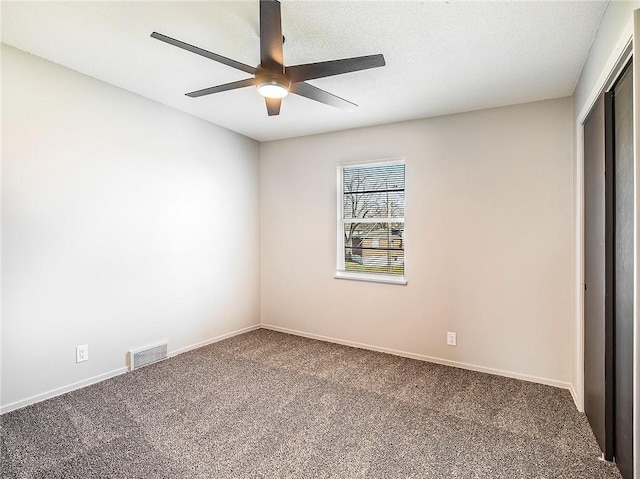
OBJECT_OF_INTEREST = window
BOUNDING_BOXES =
[336,159,406,285]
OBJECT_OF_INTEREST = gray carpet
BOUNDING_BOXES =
[1,329,622,478]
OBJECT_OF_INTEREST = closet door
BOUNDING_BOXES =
[584,93,614,458]
[612,60,633,479]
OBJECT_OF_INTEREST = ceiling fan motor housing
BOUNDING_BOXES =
[255,68,291,98]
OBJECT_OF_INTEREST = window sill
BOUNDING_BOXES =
[334,271,407,285]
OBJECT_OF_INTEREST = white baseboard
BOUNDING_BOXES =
[261,324,574,394]
[2,323,577,414]
[568,383,582,412]
[0,367,128,415]
[0,323,261,415]
[169,324,261,357]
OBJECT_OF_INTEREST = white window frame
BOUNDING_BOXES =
[335,158,407,285]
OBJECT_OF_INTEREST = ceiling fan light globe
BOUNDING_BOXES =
[256,77,290,99]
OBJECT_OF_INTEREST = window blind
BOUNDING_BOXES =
[340,161,405,276]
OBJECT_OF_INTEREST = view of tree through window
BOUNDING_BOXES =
[339,161,405,276]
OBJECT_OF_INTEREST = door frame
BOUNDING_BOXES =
[632,11,639,477]
[577,38,633,413]
[575,9,638,477]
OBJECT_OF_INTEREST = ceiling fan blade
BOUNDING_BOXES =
[265,97,282,116]
[151,32,256,75]
[260,0,284,71]
[286,54,385,83]
[290,82,357,109]
[186,78,256,98]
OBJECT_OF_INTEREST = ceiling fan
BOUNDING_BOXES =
[151,0,385,116]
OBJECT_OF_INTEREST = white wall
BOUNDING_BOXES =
[261,98,574,388]
[1,45,261,411]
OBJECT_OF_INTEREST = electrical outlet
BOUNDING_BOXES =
[76,344,89,363]
[447,332,457,346]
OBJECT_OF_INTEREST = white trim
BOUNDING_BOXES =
[1,322,574,414]
[577,18,634,123]
[574,121,586,413]
[336,164,345,271]
[169,324,260,357]
[0,367,128,414]
[633,10,639,478]
[338,157,406,169]
[568,382,580,410]
[0,323,261,415]
[334,270,407,285]
[261,324,574,393]
[336,158,406,281]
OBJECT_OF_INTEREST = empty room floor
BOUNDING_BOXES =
[1,329,622,478]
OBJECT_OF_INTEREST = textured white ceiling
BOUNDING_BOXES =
[1,1,608,142]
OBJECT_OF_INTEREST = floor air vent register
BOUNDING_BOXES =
[128,341,168,371]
